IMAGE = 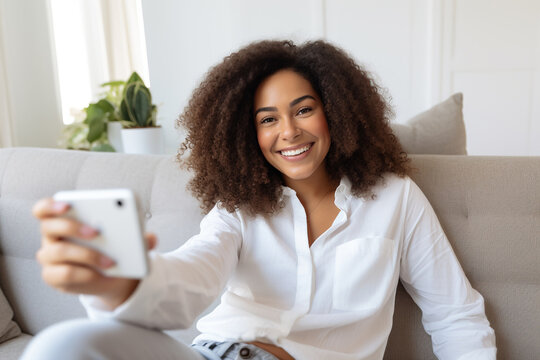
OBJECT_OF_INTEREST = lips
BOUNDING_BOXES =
[279,143,312,157]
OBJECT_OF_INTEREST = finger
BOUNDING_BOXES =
[40,217,99,239]
[42,264,103,292]
[145,233,158,250]
[32,198,70,219]
[42,264,138,300]
[37,241,115,270]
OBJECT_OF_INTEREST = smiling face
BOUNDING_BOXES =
[254,69,331,186]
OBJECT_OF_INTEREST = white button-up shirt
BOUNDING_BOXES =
[82,175,496,360]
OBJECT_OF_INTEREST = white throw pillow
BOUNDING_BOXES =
[390,93,467,155]
[0,287,21,343]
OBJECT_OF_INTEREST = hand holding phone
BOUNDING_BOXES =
[52,188,149,279]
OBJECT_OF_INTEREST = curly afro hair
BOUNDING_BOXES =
[177,40,410,215]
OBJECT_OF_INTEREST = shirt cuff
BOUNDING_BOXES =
[80,251,164,327]
[457,348,497,360]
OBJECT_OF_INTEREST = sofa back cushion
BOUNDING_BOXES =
[0,287,20,344]
[0,148,202,335]
[391,93,467,155]
[0,148,538,359]
[385,155,540,360]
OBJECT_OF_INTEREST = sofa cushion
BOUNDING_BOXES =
[0,334,32,359]
[391,93,467,155]
[0,288,20,344]
[1,148,539,359]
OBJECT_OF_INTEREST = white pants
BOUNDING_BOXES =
[20,318,205,360]
[21,318,280,360]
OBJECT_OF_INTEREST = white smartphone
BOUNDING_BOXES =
[53,188,149,279]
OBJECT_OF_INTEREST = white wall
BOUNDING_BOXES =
[325,0,435,121]
[1,1,538,155]
[0,0,63,148]
[141,0,540,156]
[140,0,330,153]
[141,0,438,154]
[0,20,13,148]
[443,0,540,155]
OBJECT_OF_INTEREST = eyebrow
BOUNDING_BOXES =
[254,95,316,116]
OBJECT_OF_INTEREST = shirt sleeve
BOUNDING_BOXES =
[80,204,242,330]
[399,179,496,360]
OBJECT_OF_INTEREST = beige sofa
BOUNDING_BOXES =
[0,147,538,359]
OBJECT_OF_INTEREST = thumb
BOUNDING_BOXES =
[144,233,158,250]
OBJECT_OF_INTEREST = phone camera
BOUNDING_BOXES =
[116,200,123,207]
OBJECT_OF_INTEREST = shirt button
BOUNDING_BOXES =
[239,347,251,358]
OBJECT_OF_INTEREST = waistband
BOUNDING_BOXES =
[192,340,280,360]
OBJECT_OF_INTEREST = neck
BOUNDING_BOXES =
[284,167,337,206]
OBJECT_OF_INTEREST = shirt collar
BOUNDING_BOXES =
[334,177,353,213]
[281,177,353,213]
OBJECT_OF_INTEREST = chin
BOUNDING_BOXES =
[281,170,317,182]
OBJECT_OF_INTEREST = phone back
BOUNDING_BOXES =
[53,189,149,278]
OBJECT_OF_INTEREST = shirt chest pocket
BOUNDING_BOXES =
[333,237,397,312]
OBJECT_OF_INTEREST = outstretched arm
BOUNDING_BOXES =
[400,180,496,360]
[80,205,242,330]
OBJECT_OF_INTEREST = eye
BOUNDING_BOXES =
[260,117,276,124]
[297,107,312,116]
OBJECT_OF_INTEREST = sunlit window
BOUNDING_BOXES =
[49,0,149,125]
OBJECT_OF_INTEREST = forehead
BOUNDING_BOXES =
[254,69,317,106]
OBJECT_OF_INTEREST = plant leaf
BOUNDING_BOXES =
[120,120,138,128]
[120,83,136,123]
[126,72,144,85]
[133,85,152,127]
[87,118,106,142]
[85,100,110,143]
[86,103,106,123]
[91,143,115,152]
[149,105,157,127]
[120,100,130,122]
[101,80,125,87]
[118,72,155,127]
[95,99,115,113]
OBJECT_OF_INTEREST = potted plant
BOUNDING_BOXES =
[119,72,163,154]
[58,81,124,152]
[99,80,125,152]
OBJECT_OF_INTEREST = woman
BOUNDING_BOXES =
[25,40,496,360]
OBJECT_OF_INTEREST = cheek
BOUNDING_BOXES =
[256,130,273,153]
[313,117,331,145]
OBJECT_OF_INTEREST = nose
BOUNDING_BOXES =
[280,117,301,140]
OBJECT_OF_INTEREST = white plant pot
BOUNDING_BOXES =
[121,127,164,154]
[107,122,123,152]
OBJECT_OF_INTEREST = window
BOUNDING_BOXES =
[49,0,149,125]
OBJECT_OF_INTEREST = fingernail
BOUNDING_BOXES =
[100,256,115,268]
[53,202,69,212]
[79,225,98,237]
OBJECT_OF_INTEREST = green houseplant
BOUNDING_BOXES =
[59,80,124,152]
[119,72,157,128]
[119,72,163,154]
[59,71,162,153]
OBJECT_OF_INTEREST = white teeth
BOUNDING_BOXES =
[280,144,311,157]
